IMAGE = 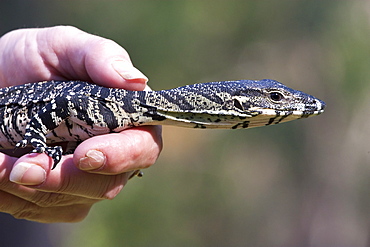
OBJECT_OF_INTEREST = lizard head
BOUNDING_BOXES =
[220,79,326,128]
[229,79,325,115]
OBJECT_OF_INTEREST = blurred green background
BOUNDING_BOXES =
[1,1,370,246]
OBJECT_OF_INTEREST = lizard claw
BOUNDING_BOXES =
[15,139,28,149]
[16,139,63,169]
[45,146,63,169]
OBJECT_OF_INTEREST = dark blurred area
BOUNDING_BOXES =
[1,1,369,246]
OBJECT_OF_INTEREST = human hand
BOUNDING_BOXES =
[0,26,163,223]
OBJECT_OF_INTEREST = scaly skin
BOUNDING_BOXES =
[0,79,326,168]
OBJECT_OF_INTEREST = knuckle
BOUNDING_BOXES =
[129,128,162,170]
[139,143,162,170]
[29,192,72,207]
[12,208,39,221]
[9,201,41,221]
[90,38,129,59]
[0,192,39,221]
[137,154,157,170]
[101,184,124,200]
[12,203,92,223]
[97,173,128,200]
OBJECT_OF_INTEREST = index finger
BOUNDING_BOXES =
[73,126,163,175]
[8,153,135,200]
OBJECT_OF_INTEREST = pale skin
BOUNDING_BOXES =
[0,26,163,223]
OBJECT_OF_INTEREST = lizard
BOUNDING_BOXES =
[0,79,325,170]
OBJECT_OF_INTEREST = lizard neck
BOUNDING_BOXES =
[135,89,243,128]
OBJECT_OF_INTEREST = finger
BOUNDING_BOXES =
[0,190,93,223]
[0,26,148,90]
[8,153,132,200]
[82,36,149,90]
[0,151,98,207]
[2,182,99,208]
[73,126,163,174]
[43,26,149,90]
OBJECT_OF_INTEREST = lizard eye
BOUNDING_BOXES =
[269,92,284,102]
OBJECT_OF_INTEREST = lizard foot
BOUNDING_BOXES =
[16,138,63,169]
[28,146,63,169]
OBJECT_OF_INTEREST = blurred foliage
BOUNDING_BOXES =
[1,1,370,246]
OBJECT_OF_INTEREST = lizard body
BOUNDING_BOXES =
[0,79,325,168]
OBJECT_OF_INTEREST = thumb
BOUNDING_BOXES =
[0,26,148,90]
[44,25,148,90]
[81,34,149,90]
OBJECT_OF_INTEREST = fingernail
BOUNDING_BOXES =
[79,150,105,171]
[9,162,46,185]
[112,61,148,82]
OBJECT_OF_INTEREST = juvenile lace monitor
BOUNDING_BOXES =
[0,79,325,170]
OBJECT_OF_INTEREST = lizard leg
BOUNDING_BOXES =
[15,97,71,168]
